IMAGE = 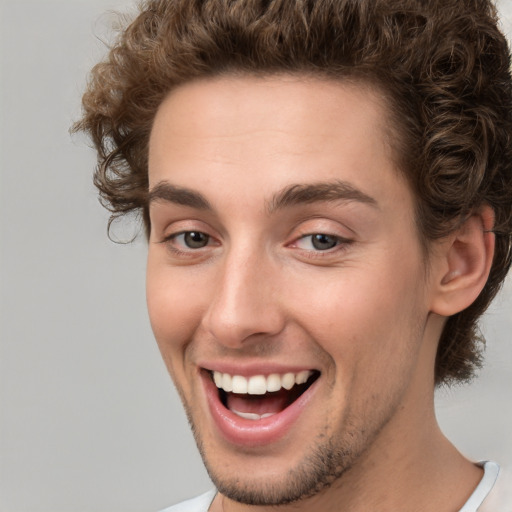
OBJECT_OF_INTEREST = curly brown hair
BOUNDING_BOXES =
[75,0,512,386]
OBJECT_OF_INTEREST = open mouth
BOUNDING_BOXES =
[210,370,320,421]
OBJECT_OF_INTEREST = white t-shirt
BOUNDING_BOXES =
[160,461,511,512]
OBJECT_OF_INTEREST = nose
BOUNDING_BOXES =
[201,248,285,348]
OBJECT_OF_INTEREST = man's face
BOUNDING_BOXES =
[146,76,440,506]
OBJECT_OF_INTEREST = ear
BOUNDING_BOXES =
[430,206,495,317]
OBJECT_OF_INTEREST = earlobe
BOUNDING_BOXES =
[430,206,495,317]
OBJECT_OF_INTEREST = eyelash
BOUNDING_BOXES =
[159,231,214,255]
[160,230,351,259]
[290,233,352,259]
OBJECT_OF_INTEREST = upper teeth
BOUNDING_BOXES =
[213,370,313,395]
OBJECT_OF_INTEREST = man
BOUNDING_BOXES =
[75,0,512,510]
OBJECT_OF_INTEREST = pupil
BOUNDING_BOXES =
[312,234,337,250]
[184,231,209,248]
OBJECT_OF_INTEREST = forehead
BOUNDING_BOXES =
[150,74,390,149]
[148,74,411,216]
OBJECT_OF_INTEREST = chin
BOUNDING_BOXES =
[196,429,357,506]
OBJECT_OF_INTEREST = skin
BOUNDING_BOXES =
[146,75,486,511]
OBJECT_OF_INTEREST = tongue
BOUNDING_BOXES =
[226,389,291,415]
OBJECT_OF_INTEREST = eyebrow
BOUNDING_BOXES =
[266,180,379,214]
[148,179,378,213]
[148,182,212,210]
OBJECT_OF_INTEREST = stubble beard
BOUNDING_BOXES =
[183,404,380,507]
[171,336,420,507]
[173,376,405,507]
[201,434,356,506]
[172,362,415,507]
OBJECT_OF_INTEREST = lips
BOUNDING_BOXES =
[201,367,320,446]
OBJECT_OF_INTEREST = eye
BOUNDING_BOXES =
[172,231,211,249]
[295,233,341,251]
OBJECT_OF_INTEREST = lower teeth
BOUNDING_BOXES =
[232,409,276,420]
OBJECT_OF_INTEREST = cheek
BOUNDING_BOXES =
[288,261,426,369]
[146,263,206,368]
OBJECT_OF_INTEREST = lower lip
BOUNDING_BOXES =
[202,372,319,447]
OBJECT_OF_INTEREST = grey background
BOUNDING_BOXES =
[0,1,511,511]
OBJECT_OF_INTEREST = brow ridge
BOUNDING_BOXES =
[266,180,378,214]
[148,182,212,210]
[148,179,378,215]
